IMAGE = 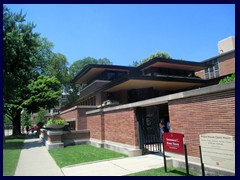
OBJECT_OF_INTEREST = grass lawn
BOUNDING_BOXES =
[128,167,200,176]
[49,144,127,168]
[3,135,25,176]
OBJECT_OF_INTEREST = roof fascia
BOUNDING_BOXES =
[136,57,211,71]
[71,64,135,83]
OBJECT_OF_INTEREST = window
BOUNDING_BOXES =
[79,96,96,106]
[204,59,220,79]
[99,70,127,81]
[62,95,67,99]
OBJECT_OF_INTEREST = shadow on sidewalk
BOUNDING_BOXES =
[22,134,44,149]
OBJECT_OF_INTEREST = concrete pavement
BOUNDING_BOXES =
[14,135,64,176]
[62,154,164,176]
[14,134,165,176]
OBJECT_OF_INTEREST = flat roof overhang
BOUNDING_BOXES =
[137,58,211,72]
[72,64,134,84]
[104,76,207,92]
[63,75,208,109]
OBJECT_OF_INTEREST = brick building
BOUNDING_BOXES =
[59,37,235,159]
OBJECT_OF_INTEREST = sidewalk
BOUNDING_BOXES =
[14,134,64,176]
[62,154,164,176]
[15,134,165,176]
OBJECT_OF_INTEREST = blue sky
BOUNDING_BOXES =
[5,4,235,66]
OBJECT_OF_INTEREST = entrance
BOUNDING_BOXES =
[136,104,169,154]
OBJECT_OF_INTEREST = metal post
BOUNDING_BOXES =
[199,146,205,176]
[163,143,167,172]
[184,144,189,176]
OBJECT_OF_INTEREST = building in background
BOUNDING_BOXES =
[195,36,235,80]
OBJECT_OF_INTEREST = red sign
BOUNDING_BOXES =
[163,132,184,154]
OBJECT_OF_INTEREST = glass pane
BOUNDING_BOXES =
[215,62,219,70]
[210,66,214,72]
[210,71,214,78]
[205,73,209,79]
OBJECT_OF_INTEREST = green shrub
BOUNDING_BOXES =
[46,119,65,125]
[219,73,235,84]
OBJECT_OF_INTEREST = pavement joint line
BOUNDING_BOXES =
[62,156,126,169]
[109,161,133,174]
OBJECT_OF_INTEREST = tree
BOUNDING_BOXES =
[4,6,40,135]
[22,75,62,112]
[34,37,54,75]
[133,51,172,66]
[21,109,31,127]
[45,53,70,85]
[69,57,112,79]
[4,6,61,135]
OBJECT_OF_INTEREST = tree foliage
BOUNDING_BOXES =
[21,109,31,127]
[34,108,47,125]
[219,73,235,84]
[3,6,62,135]
[133,51,172,66]
[69,57,112,79]
[45,53,70,85]
[34,37,54,75]
[22,75,62,112]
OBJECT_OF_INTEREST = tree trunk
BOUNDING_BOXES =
[12,110,22,135]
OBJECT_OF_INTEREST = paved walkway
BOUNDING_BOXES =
[62,154,164,176]
[15,134,165,176]
[14,135,64,176]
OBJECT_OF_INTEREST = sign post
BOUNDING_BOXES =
[199,145,205,176]
[163,132,189,175]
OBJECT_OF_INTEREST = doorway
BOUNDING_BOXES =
[136,104,169,154]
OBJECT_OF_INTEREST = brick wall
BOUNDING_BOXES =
[62,131,90,140]
[168,89,235,157]
[60,107,78,130]
[77,108,95,130]
[87,114,104,140]
[195,51,235,79]
[219,51,235,76]
[195,70,204,79]
[60,107,96,130]
[87,108,138,146]
[104,108,138,146]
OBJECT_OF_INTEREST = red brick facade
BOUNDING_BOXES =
[62,131,90,141]
[168,89,235,157]
[104,109,138,146]
[60,106,96,130]
[195,51,235,79]
[59,85,235,159]
[218,51,235,77]
[87,108,138,146]
[87,113,104,140]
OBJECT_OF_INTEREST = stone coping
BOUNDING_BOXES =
[60,105,97,114]
[87,82,235,115]
[64,129,90,134]
[40,129,90,135]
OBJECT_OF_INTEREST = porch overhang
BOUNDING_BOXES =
[137,57,211,72]
[72,64,134,84]
[104,76,207,92]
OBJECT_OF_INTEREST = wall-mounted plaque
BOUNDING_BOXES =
[200,133,235,171]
